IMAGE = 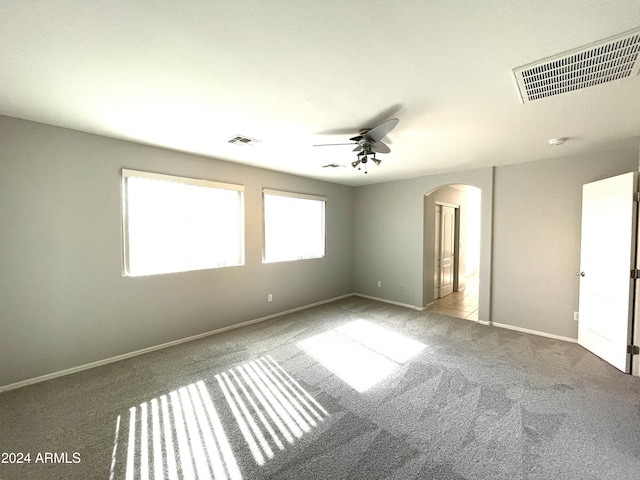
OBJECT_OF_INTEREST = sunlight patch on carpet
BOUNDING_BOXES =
[216,355,329,466]
[110,357,328,478]
[298,320,426,392]
[112,380,241,480]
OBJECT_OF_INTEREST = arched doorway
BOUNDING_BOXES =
[423,184,481,320]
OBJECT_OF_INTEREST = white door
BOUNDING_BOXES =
[440,205,456,297]
[578,172,637,372]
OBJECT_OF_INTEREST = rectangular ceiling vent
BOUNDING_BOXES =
[227,134,260,146]
[513,27,640,103]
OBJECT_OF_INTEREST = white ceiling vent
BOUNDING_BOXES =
[227,134,260,146]
[513,28,640,103]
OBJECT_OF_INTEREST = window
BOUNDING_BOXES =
[263,189,326,263]
[122,169,244,276]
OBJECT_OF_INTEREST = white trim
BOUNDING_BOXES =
[0,294,578,392]
[0,294,352,393]
[122,170,245,276]
[485,320,578,343]
[357,295,576,341]
[450,315,482,323]
[262,188,326,202]
[353,293,425,311]
[262,189,326,263]
[122,168,244,192]
[430,310,577,343]
[435,200,460,209]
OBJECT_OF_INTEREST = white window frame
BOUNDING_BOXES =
[262,188,326,263]
[122,169,245,276]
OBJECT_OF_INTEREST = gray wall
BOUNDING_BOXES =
[0,116,354,387]
[353,167,494,321]
[491,147,638,339]
[353,145,638,341]
[2,113,638,388]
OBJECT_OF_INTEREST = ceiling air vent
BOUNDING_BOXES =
[322,163,345,169]
[513,27,640,103]
[227,134,260,146]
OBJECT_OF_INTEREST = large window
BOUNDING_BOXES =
[122,169,244,276]
[263,189,326,263]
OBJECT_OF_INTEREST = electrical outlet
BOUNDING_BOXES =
[573,311,579,321]
[377,281,382,287]
[268,294,273,302]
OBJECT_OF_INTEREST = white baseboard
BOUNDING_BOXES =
[353,293,425,311]
[432,312,577,344]
[0,294,353,393]
[1,294,578,392]
[484,320,578,343]
[352,294,578,345]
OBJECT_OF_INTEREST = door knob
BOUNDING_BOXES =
[576,271,585,277]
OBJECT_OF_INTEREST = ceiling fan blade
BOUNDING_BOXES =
[370,141,390,154]
[312,142,358,147]
[360,104,403,134]
[363,118,399,143]
[349,135,364,142]
[314,105,402,137]
[352,145,363,152]
[315,127,359,136]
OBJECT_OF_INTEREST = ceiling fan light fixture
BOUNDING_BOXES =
[312,118,399,174]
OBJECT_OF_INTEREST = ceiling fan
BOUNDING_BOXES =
[313,118,399,173]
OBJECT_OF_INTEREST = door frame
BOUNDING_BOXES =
[423,183,488,322]
[435,201,460,298]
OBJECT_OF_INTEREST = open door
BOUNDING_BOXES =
[578,172,638,373]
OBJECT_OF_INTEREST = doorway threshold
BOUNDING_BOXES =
[426,275,479,321]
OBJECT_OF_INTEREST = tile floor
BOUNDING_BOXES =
[426,275,479,320]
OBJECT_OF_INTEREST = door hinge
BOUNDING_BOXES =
[627,345,640,355]
[635,192,640,202]
[631,269,640,279]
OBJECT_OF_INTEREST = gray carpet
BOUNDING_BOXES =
[1,296,640,479]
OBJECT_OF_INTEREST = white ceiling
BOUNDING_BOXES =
[2,1,640,186]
